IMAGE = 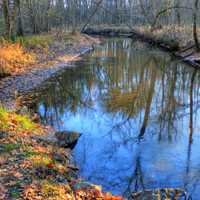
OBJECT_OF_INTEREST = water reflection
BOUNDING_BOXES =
[33,38,200,199]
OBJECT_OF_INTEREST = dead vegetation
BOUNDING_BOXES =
[0,32,100,77]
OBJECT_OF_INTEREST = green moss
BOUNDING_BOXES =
[15,114,36,131]
[0,106,41,134]
[0,107,9,129]
[30,154,53,167]
[9,180,22,198]
[10,191,21,199]
[41,180,72,199]
[0,143,21,153]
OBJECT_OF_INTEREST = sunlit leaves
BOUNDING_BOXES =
[0,41,36,75]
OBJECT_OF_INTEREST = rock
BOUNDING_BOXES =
[55,131,81,149]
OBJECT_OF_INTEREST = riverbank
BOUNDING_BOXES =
[0,33,124,199]
[82,26,200,68]
[0,106,124,199]
[0,32,100,108]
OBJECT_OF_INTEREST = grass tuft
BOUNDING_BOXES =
[16,35,53,49]
[0,106,44,136]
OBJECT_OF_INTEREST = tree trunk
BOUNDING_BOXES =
[15,0,24,36]
[193,0,200,51]
[2,0,11,37]
[176,0,181,25]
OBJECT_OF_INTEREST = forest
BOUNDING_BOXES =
[0,0,200,200]
[0,0,199,41]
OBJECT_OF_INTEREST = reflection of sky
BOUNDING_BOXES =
[37,38,200,198]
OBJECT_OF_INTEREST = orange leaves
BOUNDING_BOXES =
[75,188,125,200]
[0,106,45,138]
[0,42,36,75]
[34,145,51,154]
[24,182,41,200]
[74,183,125,200]
[24,181,74,200]
[24,184,125,200]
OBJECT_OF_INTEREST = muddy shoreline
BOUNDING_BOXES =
[0,37,125,199]
[0,45,93,109]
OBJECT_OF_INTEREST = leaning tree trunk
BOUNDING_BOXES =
[193,0,200,51]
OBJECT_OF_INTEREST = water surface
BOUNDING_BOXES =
[33,38,200,198]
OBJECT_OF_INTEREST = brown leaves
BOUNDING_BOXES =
[75,188,125,200]
[24,182,125,200]
[0,185,7,200]
[0,108,124,200]
[24,181,74,200]
[24,182,42,200]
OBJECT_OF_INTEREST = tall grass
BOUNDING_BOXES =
[0,41,36,75]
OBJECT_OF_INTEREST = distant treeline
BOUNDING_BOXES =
[0,0,199,40]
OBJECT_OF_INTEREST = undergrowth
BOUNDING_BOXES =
[0,106,43,136]
[0,41,36,75]
[16,35,53,49]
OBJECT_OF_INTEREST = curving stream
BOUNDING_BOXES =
[32,38,200,199]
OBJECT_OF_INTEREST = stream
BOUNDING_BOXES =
[31,38,200,199]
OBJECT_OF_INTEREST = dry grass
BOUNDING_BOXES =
[0,41,36,75]
[136,25,200,48]
[0,32,99,77]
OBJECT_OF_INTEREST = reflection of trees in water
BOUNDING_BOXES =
[34,39,200,141]
[183,69,200,196]
[32,39,200,196]
[34,65,95,128]
[123,151,145,198]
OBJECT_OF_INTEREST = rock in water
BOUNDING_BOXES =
[55,131,81,149]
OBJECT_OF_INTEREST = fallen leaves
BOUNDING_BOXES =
[75,188,125,200]
[0,106,45,138]
[0,185,7,200]
[0,107,125,200]
[24,181,74,200]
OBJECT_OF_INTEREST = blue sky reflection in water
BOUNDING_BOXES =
[34,38,200,198]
